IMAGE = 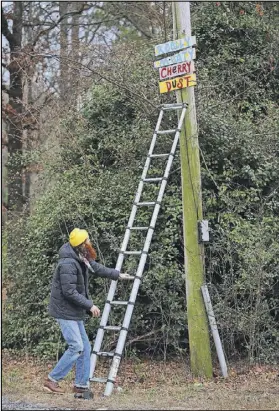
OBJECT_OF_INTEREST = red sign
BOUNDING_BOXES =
[159,61,195,81]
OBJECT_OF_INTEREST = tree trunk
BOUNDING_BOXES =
[2,91,9,221]
[6,2,23,212]
[59,1,68,100]
[22,2,33,212]
[70,2,81,108]
[22,1,41,213]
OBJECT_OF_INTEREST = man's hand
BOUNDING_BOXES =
[119,273,134,280]
[90,305,101,317]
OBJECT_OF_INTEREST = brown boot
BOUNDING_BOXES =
[43,378,65,394]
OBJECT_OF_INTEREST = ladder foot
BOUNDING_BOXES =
[74,391,94,400]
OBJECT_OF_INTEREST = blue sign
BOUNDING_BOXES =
[154,47,196,69]
[155,36,196,57]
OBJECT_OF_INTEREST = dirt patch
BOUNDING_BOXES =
[2,351,279,410]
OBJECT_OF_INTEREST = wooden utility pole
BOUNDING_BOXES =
[172,1,213,378]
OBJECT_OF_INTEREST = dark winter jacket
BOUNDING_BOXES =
[48,243,119,320]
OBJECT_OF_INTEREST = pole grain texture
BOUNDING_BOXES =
[172,1,213,378]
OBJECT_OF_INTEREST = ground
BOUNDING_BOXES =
[2,350,279,410]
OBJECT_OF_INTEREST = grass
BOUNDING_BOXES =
[2,350,279,410]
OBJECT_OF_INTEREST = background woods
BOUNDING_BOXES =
[2,1,279,365]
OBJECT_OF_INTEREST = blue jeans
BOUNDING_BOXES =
[48,319,91,388]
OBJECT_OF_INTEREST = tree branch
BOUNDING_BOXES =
[34,52,156,110]
[1,7,16,48]
[122,13,152,39]
[1,84,11,95]
[23,20,117,28]
[125,329,159,346]
[32,3,93,47]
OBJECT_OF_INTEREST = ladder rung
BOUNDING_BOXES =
[137,202,156,206]
[111,301,128,305]
[143,178,163,182]
[119,275,135,280]
[161,103,187,110]
[122,251,142,255]
[97,351,114,357]
[104,326,122,331]
[90,377,107,383]
[130,226,149,230]
[157,129,176,135]
[150,153,169,158]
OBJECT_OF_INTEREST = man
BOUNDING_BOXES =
[44,228,131,398]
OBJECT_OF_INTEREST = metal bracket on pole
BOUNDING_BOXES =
[201,284,228,378]
[198,220,209,243]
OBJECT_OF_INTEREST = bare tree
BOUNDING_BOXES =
[1,1,169,215]
[1,1,89,213]
[2,2,24,212]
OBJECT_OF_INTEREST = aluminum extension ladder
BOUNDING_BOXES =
[89,102,188,396]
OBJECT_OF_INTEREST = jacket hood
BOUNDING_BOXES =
[59,242,80,260]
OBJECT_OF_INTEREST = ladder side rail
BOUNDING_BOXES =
[89,281,121,377]
[90,109,165,379]
[118,106,166,259]
[162,107,187,180]
[147,106,187,215]
[104,204,169,395]
[118,105,165,256]
[104,258,147,396]
[104,107,187,395]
